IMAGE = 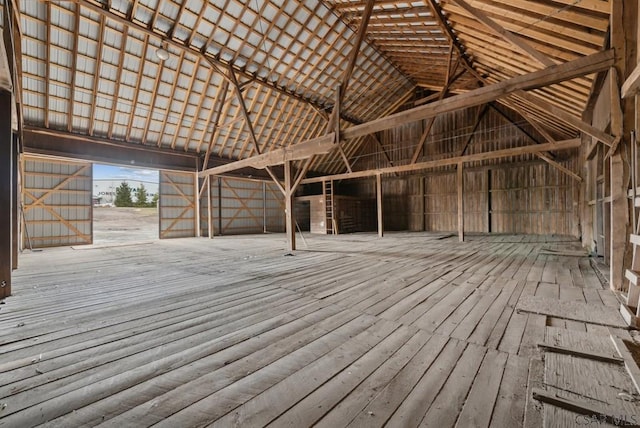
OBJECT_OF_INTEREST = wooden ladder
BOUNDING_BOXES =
[621,130,640,327]
[323,180,336,235]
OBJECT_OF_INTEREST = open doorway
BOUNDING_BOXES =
[93,164,159,244]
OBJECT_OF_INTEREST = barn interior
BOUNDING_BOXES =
[2,0,640,426]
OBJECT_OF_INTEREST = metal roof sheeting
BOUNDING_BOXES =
[18,0,610,174]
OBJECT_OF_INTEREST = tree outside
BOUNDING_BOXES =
[114,182,133,207]
[135,183,148,207]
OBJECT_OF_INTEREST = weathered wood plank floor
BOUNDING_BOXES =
[0,232,631,427]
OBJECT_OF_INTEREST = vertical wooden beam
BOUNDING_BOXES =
[218,177,222,236]
[1,90,13,297]
[263,181,267,234]
[376,173,383,238]
[487,169,493,233]
[333,85,352,173]
[420,176,425,231]
[609,0,636,291]
[194,172,201,238]
[12,134,18,269]
[284,160,296,251]
[207,175,213,239]
[458,161,464,242]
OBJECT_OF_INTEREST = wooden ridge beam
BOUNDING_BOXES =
[198,133,336,177]
[340,50,614,141]
[301,138,580,184]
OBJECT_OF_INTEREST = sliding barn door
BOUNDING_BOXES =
[22,155,92,248]
[159,171,196,239]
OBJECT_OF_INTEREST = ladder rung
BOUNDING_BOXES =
[632,234,640,246]
[627,269,640,286]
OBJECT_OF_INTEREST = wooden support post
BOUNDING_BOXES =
[376,173,383,238]
[419,176,425,231]
[207,175,212,239]
[262,181,267,233]
[458,161,464,242]
[12,134,18,269]
[609,0,636,291]
[1,90,13,298]
[284,160,296,251]
[194,173,201,238]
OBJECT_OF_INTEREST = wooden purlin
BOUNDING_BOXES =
[450,0,555,68]
[72,0,376,131]
[301,139,581,184]
[199,133,336,177]
[170,57,202,150]
[201,79,230,166]
[339,50,613,142]
[107,29,129,140]
[210,48,608,178]
[66,3,80,133]
[157,51,188,148]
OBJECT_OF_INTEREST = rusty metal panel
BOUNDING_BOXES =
[22,155,92,248]
[159,170,195,239]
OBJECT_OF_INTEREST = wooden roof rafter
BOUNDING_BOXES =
[107,28,129,140]
[125,33,149,142]
[73,0,364,125]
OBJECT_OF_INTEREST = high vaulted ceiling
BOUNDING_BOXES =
[16,0,611,174]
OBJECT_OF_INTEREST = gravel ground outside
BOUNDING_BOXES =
[93,207,158,244]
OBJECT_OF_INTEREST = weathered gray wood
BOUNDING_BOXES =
[490,354,529,427]
[383,338,468,426]
[279,329,436,427]
[611,335,640,395]
[538,343,624,364]
[456,348,508,427]
[517,295,628,328]
[1,233,631,426]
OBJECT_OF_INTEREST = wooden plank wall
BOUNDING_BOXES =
[349,105,580,236]
[22,155,92,248]
[356,105,554,172]
[491,160,578,235]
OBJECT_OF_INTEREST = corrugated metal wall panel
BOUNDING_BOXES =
[198,177,284,236]
[219,177,264,234]
[22,155,92,248]
[159,170,196,239]
[264,181,285,233]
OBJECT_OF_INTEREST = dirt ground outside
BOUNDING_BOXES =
[93,207,158,244]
